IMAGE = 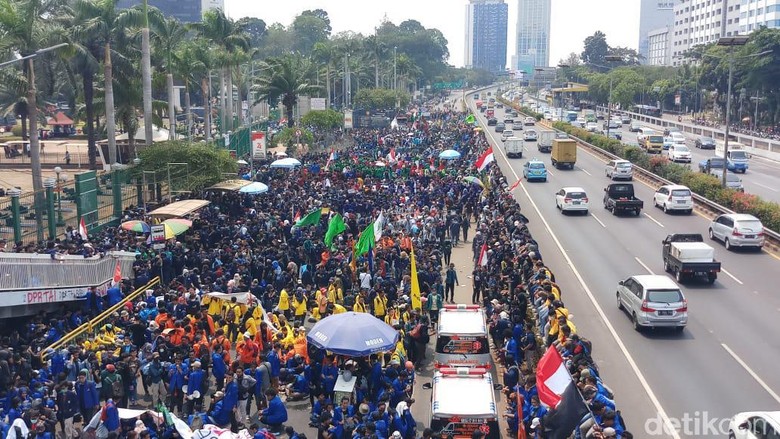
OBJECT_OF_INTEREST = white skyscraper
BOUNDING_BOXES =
[671,0,741,65]
[515,0,551,75]
[739,0,780,33]
[638,0,675,63]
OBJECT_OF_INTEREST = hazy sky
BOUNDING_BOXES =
[226,0,641,68]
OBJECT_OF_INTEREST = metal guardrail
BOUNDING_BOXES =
[41,276,161,359]
[497,95,780,252]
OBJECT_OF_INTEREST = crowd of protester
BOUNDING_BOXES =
[0,94,632,439]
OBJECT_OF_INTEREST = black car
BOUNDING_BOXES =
[487,117,497,126]
[695,136,716,149]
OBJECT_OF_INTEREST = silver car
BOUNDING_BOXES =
[708,213,765,250]
[617,275,687,332]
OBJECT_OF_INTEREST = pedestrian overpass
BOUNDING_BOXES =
[0,251,138,318]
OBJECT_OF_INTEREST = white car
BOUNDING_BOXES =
[709,213,765,250]
[653,184,693,214]
[728,411,780,439]
[555,187,589,214]
[524,116,536,126]
[667,144,692,163]
[524,129,538,142]
[670,132,686,144]
[501,129,514,141]
[586,122,598,132]
[575,117,587,128]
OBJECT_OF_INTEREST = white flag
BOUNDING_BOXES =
[373,212,385,242]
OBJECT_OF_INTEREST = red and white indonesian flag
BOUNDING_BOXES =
[478,243,488,267]
[325,149,336,170]
[387,148,397,164]
[475,147,494,172]
[79,218,88,240]
[536,347,572,408]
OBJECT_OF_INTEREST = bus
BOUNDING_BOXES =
[634,105,662,118]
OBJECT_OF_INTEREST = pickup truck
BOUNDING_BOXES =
[698,156,727,174]
[603,183,643,216]
[662,234,720,284]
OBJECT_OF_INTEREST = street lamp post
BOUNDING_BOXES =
[53,166,64,226]
[603,55,623,139]
[751,93,764,131]
[715,36,763,189]
[393,46,398,109]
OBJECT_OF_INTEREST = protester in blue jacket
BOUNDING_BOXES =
[208,391,230,427]
[75,370,99,422]
[260,388,288,433]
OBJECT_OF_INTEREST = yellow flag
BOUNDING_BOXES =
[410,243,422,311]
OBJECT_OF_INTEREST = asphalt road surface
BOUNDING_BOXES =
[464,88,780,439]
[526,95,780,204]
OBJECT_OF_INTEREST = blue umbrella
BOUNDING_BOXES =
[439,149,461,160]
[307,312,400,357]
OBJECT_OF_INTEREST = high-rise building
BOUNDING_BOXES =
[638,0,675,63]
[739,0,780,33]
[647,26,672,66]
[117,0,223,22]
[671,0,741,65]
[515,0,551,76]
[464,0,509,72]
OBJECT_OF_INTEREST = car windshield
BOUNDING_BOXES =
[529,163,544,169]
[674,146,690,152]
[736,220,763,232]
[647,289,683,303]
[566,192,586,198]
[730,151,748,159]
[616,162,632,168]
[649,135,664,143]
[702,137,714,143]
[671,189,691,197]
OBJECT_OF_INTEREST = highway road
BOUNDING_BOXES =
[462,89,780,438]
[526,96,780,203]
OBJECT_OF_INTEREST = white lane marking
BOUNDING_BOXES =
[547,169,555,177]
[643,213,666,228]
[635,257,656,275]
[720,268,744,285]
[473,100,681,439]
[591,213,607,228]
[581,168,592,176]
[752,182,779,192]
[721,343,780,404]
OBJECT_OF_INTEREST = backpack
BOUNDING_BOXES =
[409,323,423,340]
[580,337,593,356]
[226,305,237,323]
[110,376,124,399]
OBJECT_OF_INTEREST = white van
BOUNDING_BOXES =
[636,127,656,143]
[430,368,500,439]
[434,305,490,368]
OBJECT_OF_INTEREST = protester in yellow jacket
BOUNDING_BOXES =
[277,288,290,315]
[353,296,368,313]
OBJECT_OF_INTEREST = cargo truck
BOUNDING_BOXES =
[537,130,555,153]
[505,137,524,158]
[715,141,749,173]
[551,138,577,169]
[662,234,720,284]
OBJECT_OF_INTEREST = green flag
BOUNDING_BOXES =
[324,213,346,247]
[295,208,322,227]
[465,114,476,124]
[354,222,375,256]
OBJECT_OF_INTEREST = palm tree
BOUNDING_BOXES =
[140,0,153,148]
[191,40,214,140]
[253,55,319,128]
[72,0,144,165]
[65,28,102,169]
[152,16,186,140]
[312,41,335,108]
[365,34,387,88]
[173,42,203,140]
[0,0,67,239]
[195,10,248,134]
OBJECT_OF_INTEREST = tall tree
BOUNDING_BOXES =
[291,9,331,55]
[195,10,248,133]
[0,0,67,238]
[312,41,335,108]
[152,16,186,140]
[173,42,202,141]
[141,0,153,148]
[581,31,609,66]
[73,0,143,165]
[254,54,318,127]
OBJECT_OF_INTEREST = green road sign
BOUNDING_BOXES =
[432,81,464,90]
